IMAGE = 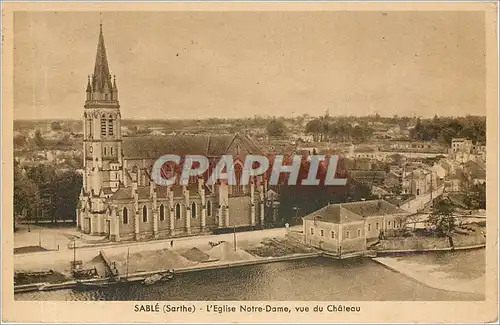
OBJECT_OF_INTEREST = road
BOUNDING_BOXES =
[400,185,444,214]
[14,227,289,273]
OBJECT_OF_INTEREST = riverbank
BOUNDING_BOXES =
[373,249,485,295]
[14,220,487,293]
[15,252,322,294]
[373,223,486,252]
[14,235,316,287]
[15,250,486,302]
[14,242,487,294]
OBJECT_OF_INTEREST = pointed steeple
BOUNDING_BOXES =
[93,24,111,93]
[86,75,92,92]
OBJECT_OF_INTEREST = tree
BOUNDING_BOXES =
[390,183,403,195]
[427,197,456,237]
[346,180,376,202]
[267,119,286,137]
[13,164,40,223]
[56,134,72,147]
[305,119,322,142]
[34,129,45,148]
[53,171,83,223]
[13,134,27,148]
[50,121,62,131]
[388,153,404,165]
[464,183,486,210]
[25,165,57,220]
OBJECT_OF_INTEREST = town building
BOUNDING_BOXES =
[451,138,473,154]
[401,167,439,196]
[302,200,408,254]
[77,25,270,242]
[443,171,464,192]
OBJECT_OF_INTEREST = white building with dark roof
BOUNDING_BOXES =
[302,200,408,254]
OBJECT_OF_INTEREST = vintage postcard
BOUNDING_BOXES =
[1,1,498,323]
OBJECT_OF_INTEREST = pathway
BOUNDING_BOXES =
[14,227,288,273]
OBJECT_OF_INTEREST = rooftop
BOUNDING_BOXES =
[303,199,407,224]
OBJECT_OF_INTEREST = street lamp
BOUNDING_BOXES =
[233,226,237,251]
[293,206,300,223]
[72,237,77,270]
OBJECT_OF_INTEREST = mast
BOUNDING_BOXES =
[126,248,130,279]
[430,171,433,209]
[73,238,76,268]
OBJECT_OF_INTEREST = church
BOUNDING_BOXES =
[77,25,271,242]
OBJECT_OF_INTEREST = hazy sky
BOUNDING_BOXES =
[14,11,485,120]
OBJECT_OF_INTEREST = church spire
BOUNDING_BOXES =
[92,23,111,93]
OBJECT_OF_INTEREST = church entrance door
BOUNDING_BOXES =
[106,220,111,238]
[84,218,91,234]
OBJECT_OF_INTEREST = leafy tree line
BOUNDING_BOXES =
[464,183,486,210]
[410,116,486,145]
[305,118,374,143]
[267,119,287,137]
[278,179,376,225]
[13,162,83,225]
[15,129,81,151]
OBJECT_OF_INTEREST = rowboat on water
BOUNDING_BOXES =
[143,270,175,286]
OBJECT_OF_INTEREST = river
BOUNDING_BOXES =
[15,249,485,301]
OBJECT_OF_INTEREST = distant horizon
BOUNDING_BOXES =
[13,113,487,122]
[14,11,486,120]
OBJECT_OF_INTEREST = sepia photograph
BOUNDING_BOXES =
[2,2,498,323]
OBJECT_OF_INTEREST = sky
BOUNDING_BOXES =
[14,11,486,120]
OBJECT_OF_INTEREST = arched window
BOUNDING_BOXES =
[175,203,181,219]
[233,163,243,194]
[142,206,148,222]
[159,204,165,221]
[122,207,128,224]
[206,201,212,217]
[104,147,107,155]
[191,202,197,218]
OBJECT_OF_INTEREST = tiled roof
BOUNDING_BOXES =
[303,199,407,224]
[303,205,364,224]
[110,187,133,200]
[350,170,386,178]
[341,200,407,216]
[122,134,262,159]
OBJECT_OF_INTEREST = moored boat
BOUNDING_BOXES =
[73,281,108,291]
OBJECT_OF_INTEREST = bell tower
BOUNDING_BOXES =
[83,24,122,194]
